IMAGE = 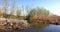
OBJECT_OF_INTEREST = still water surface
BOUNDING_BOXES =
[22,24,60,32]
[1,24,60,32]
[40,24,60,32]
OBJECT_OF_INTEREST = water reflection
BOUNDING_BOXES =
[22,27,41,32]
[0,24,60,32]
[22,24,60,32]
[41,24,60,32]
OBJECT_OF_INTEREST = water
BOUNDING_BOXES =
[1,24,60,32]
[22,24,60,32]
[22,27,41,32]
[40,24,60,32]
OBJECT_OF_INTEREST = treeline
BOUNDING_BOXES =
[0,7,50,19]
[0,0,50,20]
[0,7,23,19]
[26,7,50,20]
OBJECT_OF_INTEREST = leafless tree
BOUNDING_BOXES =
[3,0,9,18]
[10,0,16,15]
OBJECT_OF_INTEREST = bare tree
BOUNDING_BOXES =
[3,0,8,18]
[10,0,16,15]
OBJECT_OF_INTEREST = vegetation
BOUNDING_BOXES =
[16,7,21,19]
[0,0,50,19]
[0,8,4,17]
[22,7,50,29]
[27,7,49,17]
[0,0,51,30]
[0,0,60,32]
[3,0,8,18]
[26,7,50,23]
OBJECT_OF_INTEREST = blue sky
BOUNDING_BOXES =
[0,0,60,16]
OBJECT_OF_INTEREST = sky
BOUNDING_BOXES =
[0,0,60,16]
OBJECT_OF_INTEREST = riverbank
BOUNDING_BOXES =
[0,18,31,31]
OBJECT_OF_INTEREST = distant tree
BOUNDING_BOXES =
[0,8,4,17]
[3,0,9,18]
[25,5,32,15]
[16,7,21,17]
[37,7,49,16]
[27,8,37,17]
[10,0,16,15]
[9,0,16,18]
[27,7,49,17]
[26,7,50,23]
